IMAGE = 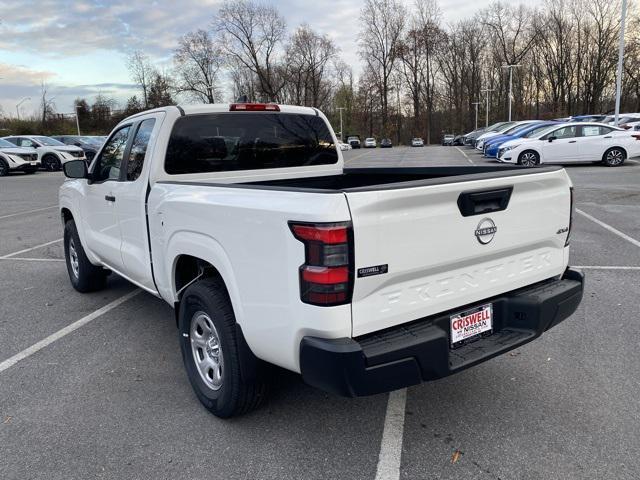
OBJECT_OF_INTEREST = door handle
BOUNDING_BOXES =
[568,140,577,143]
[105,195,116,202]
[604,136,612,138]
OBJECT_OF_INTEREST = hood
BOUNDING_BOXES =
[53,145,84,153]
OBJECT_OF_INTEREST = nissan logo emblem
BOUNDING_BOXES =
[475,218,497,244]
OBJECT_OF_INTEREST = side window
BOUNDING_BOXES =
[551,126,577,139]
[19,138,35,148]
[582,126,602,137]
[93,126,131,182]
[126,119,156,181]
[599,126,613,135]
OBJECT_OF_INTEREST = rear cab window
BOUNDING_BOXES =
[165,113,337,175]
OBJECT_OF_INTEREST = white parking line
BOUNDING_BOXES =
[344,151,369,163]
[0,205,57,220]
[0,238,63,259]
[0,257,65,262]
[0,289,142,374]
[576,208,640,248]
[455,147,474,165]
[374,388,407,480]
[574,265,640,270]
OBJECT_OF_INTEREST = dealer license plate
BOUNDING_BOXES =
[450,303,493,347]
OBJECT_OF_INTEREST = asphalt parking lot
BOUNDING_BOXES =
[1,147,639,480]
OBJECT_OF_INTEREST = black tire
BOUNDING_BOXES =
[178,278,268,418]
[0,159,8,176]
[602,147,626,167]
[42,154,61,171]
[63,220,107,292]
[518,150,540,167]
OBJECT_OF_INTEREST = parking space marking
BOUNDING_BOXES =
[0,238,63,259]
[455,147,474,165]
[0,257,65,262]
[576,208,640,248]
[574,265,640,270]
[0,289,142,374]
[0,205,57,220]
[374,388,407,480]
[344,151,369,163]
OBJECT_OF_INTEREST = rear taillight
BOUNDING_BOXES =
[229,103,280,112]
[566,187,574,246]
[290,222,353,306]
[632,134,640,141]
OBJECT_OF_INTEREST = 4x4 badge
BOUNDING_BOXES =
[475,218,497,244]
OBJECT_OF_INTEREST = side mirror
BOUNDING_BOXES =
[63,159,88,179]
[548,136,556,143]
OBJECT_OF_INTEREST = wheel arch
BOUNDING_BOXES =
[60,207,74,225]
[603,145,627,159]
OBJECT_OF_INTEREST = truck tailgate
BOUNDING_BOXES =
[346,169,571,336]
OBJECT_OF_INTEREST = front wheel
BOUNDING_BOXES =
[518,150,540,167]
[179,279,268,418]
[602,147,626,167]
[42,154,62,171]
[64,220,107,292]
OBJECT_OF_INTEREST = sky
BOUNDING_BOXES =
[0,0,501,118]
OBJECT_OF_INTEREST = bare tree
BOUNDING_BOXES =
[358,0,406,134]
[39,82,55,128]
[174,29,223,103]
[127,51,155,108]
[215,0,286,101]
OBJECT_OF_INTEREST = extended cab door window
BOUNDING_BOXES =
[92,126,131,182]
[125,119,156,181]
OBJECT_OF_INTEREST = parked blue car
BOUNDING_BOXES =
[483,121,558,158]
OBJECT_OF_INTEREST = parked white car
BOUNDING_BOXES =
[497,122,640,167]
[3,135,86,171]
[363,137,377,148]
[411,137,424,147]
[59,103,583,417]
[0,138,39,176]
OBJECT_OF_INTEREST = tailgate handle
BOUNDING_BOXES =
[457,187,513,217]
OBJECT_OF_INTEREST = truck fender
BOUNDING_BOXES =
[165,231,246,328]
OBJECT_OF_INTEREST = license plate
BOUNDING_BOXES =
[30,162,37,166]
[450,303,493,347]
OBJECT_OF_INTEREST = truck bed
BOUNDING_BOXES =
[158,166,563,193]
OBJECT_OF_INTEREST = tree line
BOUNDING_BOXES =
[5,0,639,143]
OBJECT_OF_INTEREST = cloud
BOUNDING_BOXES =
[0,62,56,85]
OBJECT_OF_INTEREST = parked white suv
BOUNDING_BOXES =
[0,138,39,176]
[3,135,85,171]
[497,122,640,167]
[59,103,583,417]
[363,137,377,148]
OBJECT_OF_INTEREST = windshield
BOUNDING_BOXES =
[33,136,66,146]
[0,138,17,148]
[527,124,561,139]
[166,113,338,175]
[517,124,553,138]
[495,122,517,133]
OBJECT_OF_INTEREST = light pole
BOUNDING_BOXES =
[502,64,522,121]
[336,107,346,142]
[471,102,481,130]
[16,97,31,119]
[614,0,628,126]
[74,105,81,136]
[480,88,495,127]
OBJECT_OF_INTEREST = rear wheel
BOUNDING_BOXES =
[64,220,107,292]
[602,147,625,167]
[518,150,540,167]
[42,154,61,171]
[0,159,8,176]
[179,278,268,418]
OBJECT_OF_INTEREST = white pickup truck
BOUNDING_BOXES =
[59,103,584,417]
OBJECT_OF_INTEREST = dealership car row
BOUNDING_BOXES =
[460,114,640,167]
[0,134,106,175]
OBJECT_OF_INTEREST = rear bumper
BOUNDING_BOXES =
[300,268,584,397]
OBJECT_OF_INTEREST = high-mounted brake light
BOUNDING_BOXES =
[229,103,280,112]
[290,221,353,306]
